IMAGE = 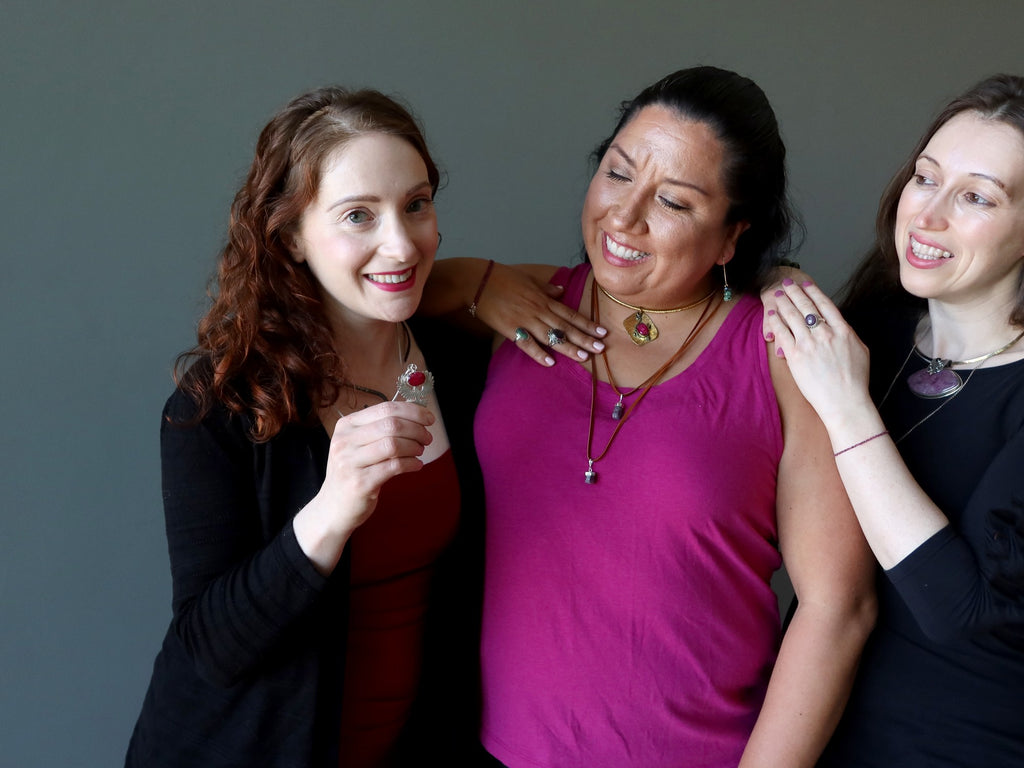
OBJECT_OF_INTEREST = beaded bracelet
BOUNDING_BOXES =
[833,430,889,457]
[468,259,495,318]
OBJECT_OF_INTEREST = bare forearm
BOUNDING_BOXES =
[291,495,354,576]
[823,410,949,569]
[419,257,491,316]
[739,600,875,768]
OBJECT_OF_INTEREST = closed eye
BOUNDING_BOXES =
[659,197,689,212]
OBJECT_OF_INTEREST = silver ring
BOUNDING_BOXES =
[514,327,530,343]
[546,328,566,346]
[805,313,823,329]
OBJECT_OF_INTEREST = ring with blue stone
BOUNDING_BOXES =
[514,327,530,343]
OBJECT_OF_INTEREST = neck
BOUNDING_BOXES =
[922,298,1020,362]
[332,318,403,374]
[596,277,717,313]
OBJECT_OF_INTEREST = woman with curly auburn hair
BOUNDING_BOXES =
[125,87,490,767]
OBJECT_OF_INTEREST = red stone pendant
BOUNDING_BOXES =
[624,310,658,346]
[395,364,434,405]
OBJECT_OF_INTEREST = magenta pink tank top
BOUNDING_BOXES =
[475,265,783,768]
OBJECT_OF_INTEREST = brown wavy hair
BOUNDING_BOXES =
[841,74,1024,322]
[176,87,440,441]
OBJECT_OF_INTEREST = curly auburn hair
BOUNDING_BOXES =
[176,87,440,441]
[841,74,1024,323]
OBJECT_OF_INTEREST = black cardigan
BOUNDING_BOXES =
[125,318,489,767]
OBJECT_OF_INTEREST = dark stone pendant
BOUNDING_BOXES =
[585,460,597,484]
[611,396,624,420]
[907,363,964,399]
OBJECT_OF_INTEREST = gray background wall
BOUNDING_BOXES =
[2,2,1021,765]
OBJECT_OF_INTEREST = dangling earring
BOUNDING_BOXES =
[437,232,443,249]
[722,263,733,302]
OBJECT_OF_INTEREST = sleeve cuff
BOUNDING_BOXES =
[280,518,330,592]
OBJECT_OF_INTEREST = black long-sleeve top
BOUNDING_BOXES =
[820,306,1024,767]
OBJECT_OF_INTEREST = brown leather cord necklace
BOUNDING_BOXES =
[584,279,722,484]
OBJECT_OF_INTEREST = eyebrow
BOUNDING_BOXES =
[918,153,1009,192]
[609,144,710,197]
[327,180,433,210]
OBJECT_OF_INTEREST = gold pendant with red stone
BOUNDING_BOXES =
[624,311,658,346]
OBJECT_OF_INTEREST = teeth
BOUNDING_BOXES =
[606,235,650,261]
[910,237,952,260]
[366,268,413,284]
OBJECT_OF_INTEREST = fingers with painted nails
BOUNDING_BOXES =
[493,264,608,366]
[764,278,873,427]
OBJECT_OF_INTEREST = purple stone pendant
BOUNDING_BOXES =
[624,311,658,346]
[611,395,625,420]
[907,360,964,399]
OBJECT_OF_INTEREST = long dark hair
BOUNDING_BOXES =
[177,87,439,441]
[840,74,1024,323]
[590,66,800,293]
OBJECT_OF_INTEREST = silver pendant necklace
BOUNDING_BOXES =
[905,327,1024,399]
[880,326,1024,442]
[336,322,434,416]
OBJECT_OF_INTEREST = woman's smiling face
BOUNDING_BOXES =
[582,104,747,307]
[895,110,1024,310]
[291,132,438,331]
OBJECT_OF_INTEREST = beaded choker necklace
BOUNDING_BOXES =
[584,280,721,484]
[597,283,716,346]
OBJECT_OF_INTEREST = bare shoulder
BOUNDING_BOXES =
[767,340,807,427]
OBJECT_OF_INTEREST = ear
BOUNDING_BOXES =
[717,221,750,265]
[282,227,305,263]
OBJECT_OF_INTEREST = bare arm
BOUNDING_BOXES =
[421,257,607,365]
[766,281,948,567]
[739,341,877,768]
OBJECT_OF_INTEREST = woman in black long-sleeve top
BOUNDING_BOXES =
[768,74,1024,767]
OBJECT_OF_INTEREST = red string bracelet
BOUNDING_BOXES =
[834,430,889,457]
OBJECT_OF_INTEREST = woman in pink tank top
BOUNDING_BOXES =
[428,67,876,767]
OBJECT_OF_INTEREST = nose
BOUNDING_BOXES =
[913,191,951,231]
[379,215,421,261]
[609,188,646,232]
